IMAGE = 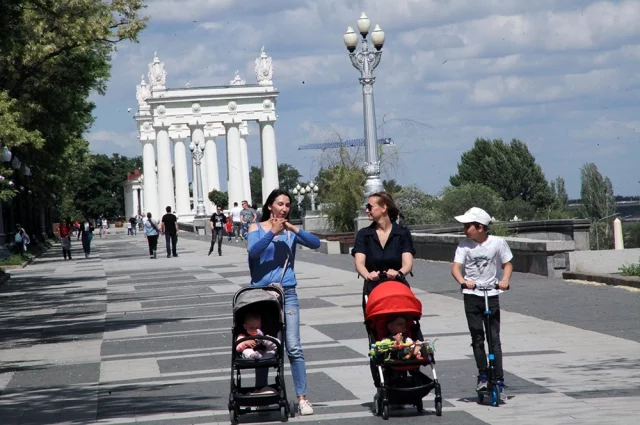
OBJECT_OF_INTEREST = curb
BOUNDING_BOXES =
[563,271,640,290]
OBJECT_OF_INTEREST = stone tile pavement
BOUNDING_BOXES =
[1,229,639,424]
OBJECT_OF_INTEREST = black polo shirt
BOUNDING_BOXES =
[351,222,416,273]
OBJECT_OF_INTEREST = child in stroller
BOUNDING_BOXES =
[365,280,443,420]
[236,313,278,360]
[228,286,295,424]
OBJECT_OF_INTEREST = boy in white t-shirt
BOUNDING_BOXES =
[450,207,513,402]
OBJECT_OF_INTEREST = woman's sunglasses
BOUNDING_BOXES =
[365,203,374,211]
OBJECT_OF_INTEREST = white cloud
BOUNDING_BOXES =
[87,0,640,197]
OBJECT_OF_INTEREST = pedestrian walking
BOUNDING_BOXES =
[240,200,257,241]
[60,219,73,260]
[160,206,178,258]
[225,213,233,241]
[14,223,30,258]
[247,189,321,416]
[230,202,243,242]
[208,206,227,256]
[78,217,94,258]
[144,212,160,259]
[450,207,513,402]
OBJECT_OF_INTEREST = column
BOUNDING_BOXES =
[200,148,211,213]
[225,123,245,206]
[204,137,220,192]
[240,126,251,205]
[173,137,190,217]
[142,140,159,218]
[156,127,175,213]
[260,121,279,203]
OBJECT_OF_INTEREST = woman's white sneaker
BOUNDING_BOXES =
[298,399,313,415]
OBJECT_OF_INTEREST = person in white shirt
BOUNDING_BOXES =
[450,207,513,402]
[230,202,243,242]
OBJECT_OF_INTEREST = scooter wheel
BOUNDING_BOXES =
[491,385,499,407]
[373,394,380,416]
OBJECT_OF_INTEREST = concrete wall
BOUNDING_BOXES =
[567,249,640,274]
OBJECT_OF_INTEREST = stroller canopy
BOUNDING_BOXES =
[233,286,284,337]
[365,280,422,324]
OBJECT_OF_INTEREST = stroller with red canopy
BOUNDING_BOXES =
[364,280,443,419]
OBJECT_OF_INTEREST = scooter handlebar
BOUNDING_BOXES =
[460,283,510,291]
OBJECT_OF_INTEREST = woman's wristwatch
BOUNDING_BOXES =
[397,271,405,279]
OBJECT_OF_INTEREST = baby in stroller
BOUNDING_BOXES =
[365,280,443,419]
[236,313,278,360]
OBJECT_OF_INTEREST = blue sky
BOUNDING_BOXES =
[88,0,640,198]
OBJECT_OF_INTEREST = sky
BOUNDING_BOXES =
[87,0,640,198]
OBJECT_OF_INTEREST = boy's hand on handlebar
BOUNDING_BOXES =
[461,280,475,289]
[498,280,510,290]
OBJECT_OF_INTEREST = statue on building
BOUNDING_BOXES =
[230,70,246,86]
[136,75,150,110]
[255,46,273,86]
[148,51,167,92]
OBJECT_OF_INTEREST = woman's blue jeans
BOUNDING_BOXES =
[256,286,307,397]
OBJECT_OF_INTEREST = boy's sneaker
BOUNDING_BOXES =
[476,375,488,392]
[298,399,313,416]
[497,381,507,402]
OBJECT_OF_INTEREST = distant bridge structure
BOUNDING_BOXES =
[298,137,394,151]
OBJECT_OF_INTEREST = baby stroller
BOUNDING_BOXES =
[365,280,443,420]
[228,286,295,424]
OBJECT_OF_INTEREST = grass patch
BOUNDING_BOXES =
[0,254,27,267]
[619,263,640,277]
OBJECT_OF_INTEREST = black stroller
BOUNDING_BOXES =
[229,286,295,424]
[364,280,443,419]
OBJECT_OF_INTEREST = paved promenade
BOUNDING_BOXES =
[1,229,639,424]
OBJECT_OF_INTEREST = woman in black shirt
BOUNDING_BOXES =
[351,192,416,311]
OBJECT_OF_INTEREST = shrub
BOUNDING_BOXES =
[619,263,640,277]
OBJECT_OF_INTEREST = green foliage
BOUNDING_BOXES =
[73,154,142,218]
[437,183,503,223]
[619,263,640,277]
[0,254,26,267]
[250,163,302,206]
[383,179,403,195]
[394,185,438,225]
[498,198,537,221]
[322,165,366,232]
[208,189,228,209]
[550,176,569,211]
[490,223,514,237]
[579,163,616,220]
[0,0,147,217]
[624,221,640,249]
[450,138,553,209]
[249,166,262,205]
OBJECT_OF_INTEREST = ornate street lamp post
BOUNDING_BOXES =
[189,139,207,218]
[344,13,386,223]
[306,182,319,211]
[292,184,306,208]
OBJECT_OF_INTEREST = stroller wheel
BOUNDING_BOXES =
[229,408,238,425]
[381,403,389,420]
[416,399,423,413]
[289,400,296,418]
[280,404,288,422]
[373,394,380,416]
[435,399,442,416]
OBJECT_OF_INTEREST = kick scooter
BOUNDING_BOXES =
[470,283,509,407]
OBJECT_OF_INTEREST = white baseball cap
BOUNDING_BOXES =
[455,207,492,226]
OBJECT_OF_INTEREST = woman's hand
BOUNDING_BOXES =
[283,221,299,233]
[270,217,286,234]
[367,271,380,281]
[385,269,400,279]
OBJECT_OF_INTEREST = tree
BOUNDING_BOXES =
[437,183,503,223]
[394,185,438,225]
[73,154,142,218]
[580,163,616,249]
[550,176,569,211]
[249,163,302,205]
[208,189,228,209]
[383,179,403,195]
[322,165,366,232]
[579,163,615,220]
[450,138,553,209]
[0,0,147,219]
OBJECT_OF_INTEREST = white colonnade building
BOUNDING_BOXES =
[133,48,279,222]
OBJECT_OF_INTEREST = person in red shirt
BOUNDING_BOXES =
[60,219,72,260]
